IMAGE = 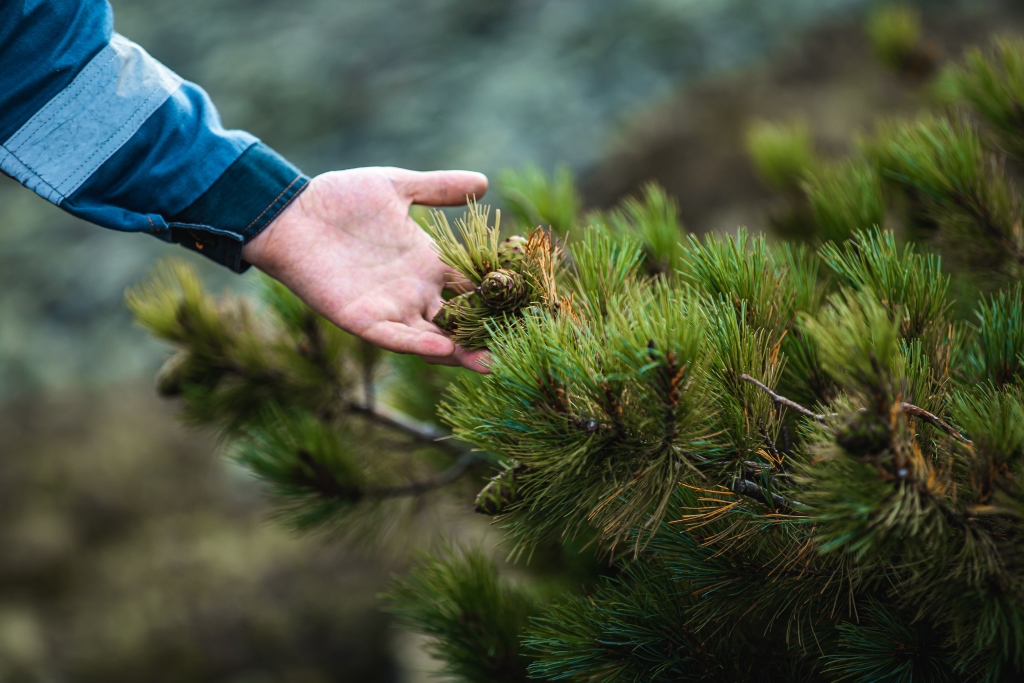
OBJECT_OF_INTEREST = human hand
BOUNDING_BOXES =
[241,167,491,372]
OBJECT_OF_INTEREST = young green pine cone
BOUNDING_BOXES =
[433,290,486,332]
[155,350,191,397]
[473,462,528,515]
[433,302,458,333]
[497,235,528,268]
[479,269,528,311]
[835,412,892,457]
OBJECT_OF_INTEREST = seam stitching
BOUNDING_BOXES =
[0,146,64,203]
[7,50,120,151]
[251,177,309,235]
[53,85,166,192]
[245,175,302,231]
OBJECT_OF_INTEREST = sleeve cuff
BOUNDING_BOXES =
[166,142,310,272]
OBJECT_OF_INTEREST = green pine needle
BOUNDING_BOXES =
[803,159,886,244]
[745,118,817,192]
[588,182,686,275]
[866,4,923,73]
[383,544,539,683]
[497,165,582,240]
[424,200,504,284]
[954,36,1024,159]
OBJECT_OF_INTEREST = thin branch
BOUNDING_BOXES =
[360,453,477,499]
[349,403,452,445]
[740,373,972,444]
[740,374,828,422]
[900,402,972,445]
[759,427,780,462]
[742,461,794,480]
[298,451,476,502]
[779,420,792,456]
[732,478,802,514]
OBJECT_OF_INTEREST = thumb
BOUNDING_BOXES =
[387,168,489,207]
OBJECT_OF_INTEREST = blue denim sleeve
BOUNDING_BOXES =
[0,1,309,272]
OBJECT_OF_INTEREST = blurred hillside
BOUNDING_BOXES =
[0,0,1003,681]
[584,0,1024,237]
[0,388,400,682]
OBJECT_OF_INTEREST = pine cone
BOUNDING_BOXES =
[433,291,486,332]
[474,463,528,515]
[433,303,458,333]
[155,351,191,397]
[479,269,528,311]
[835,412,892,457]
[497,235,528,268]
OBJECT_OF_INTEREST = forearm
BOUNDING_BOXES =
[0,0,307,271]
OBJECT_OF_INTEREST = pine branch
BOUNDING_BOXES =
[741,373,972,444]
[740,374,828,421]
[899,402,972,445]
[354,453,478,499]
[745,118,817,192]
[732,478,801,513]
[297,450,476,502]
[385,545,539,683]
[348,402,452,445]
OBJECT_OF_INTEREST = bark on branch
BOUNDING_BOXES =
[349,403,455,446]
[298,451,477,502]
[740,374,828,421]
[732,478,801,514]
[740,374,972,444]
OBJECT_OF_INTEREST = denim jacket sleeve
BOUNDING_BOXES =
[0,1,309,272]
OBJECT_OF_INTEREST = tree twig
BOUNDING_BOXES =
[360,453,478,499]
[740,373,972,444]
[298,450,477,502]
[900,402,972,445]
[759,426,780,462]
[732,478,802,514]
[349,403,452,445]
[740,374,828,422]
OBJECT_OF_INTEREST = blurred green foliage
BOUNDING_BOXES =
[867,4,924,71]
[745,119,819,192]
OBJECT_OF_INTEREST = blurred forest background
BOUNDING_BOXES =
[2,0,1023,681]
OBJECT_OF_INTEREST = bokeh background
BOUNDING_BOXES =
[2,0,1021,680]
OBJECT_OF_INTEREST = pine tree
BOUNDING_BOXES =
[130,13,1024,683]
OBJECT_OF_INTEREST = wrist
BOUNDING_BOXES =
[241,179,310,271]
[165,142,309,272]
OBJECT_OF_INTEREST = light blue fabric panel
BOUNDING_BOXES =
[0,33,182,204]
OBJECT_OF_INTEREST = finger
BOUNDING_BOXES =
[388,169,488,207]
[418,347,492,373]
[362,320,456,357]
[416,353,461,367]
[405,318,490,372]
[454,347,493,374]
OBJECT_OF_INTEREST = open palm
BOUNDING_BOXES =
[242,167,490,371]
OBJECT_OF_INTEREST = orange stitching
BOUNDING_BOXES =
[252,178,309,235]
[245,176,302,231]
